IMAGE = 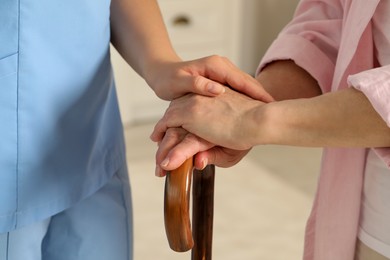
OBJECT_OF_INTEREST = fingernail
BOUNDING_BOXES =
[155,165,163,177]
[207,83,225,95]
[161,158,169,168]
[201,158,208,170]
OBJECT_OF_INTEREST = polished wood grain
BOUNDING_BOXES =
[164,157,194,252]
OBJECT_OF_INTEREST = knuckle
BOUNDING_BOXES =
[211,55,230,64]
[163,107,176,120]
[165,127,186,140]
[169,149,189,162]
[183,133,203,151]
[193,75,205,89]
[207,55,223,65]
[183,133,199,144]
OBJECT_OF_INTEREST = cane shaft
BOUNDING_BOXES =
[192,165,215,260]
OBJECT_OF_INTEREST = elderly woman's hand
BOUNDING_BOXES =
[154,127,250,177]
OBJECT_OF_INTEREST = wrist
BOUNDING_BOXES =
[253,97,334,147]
[244,102,273,146]
[250,101,293,146]
[141,52,181,84]
[142,54,182,99]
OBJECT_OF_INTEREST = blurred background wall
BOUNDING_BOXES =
[112,0,300,125]
[240,0,300,73]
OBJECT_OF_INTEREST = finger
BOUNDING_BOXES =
[201,56,274,102]
[155,128,187,164]
[226,73,274,103]
[220,70,274,103]
[174,73,227,97]
[150,111,177,142]
[169,72,226,99]
[194,150,215,170]
[194,147,250,169]
[196,149,232,169]
[160,133,215,171]
[150,98,191,142]
[150,122,167,143]
[155,128,188,177]
[192,75,226,96]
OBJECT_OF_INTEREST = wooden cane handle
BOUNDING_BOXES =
[164,157,194,252]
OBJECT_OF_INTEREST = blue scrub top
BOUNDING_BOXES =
[0,0,126,232]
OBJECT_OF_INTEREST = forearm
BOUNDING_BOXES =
[109,0,274,102]
[256,60,322,101]
[257,88,390,148]
[253,60,390,148]
[110,0,180,78]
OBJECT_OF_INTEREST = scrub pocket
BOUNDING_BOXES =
[0,0,19,59]
[0,53,18,79]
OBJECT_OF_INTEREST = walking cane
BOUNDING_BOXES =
[164,157,215,260]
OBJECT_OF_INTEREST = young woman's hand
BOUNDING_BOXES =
[145,55,274,102]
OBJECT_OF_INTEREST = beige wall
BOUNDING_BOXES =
[239,0,300,74]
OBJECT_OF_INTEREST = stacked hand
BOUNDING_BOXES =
[146,55,273,102]
[151,85,273,177]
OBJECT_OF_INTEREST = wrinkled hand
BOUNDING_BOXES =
[145,55,274,102]
[151,87,266,148]
[154,128,250,177]
[151,88,268,173]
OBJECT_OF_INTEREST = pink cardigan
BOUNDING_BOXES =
[257,0,390,259]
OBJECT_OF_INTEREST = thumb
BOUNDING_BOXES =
[178,74,226,97]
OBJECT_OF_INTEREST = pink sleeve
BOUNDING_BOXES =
[256,0,343,93]
[348,65,390,167]
[348,65,390,127]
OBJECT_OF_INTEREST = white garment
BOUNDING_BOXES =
[359,150,390,258]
